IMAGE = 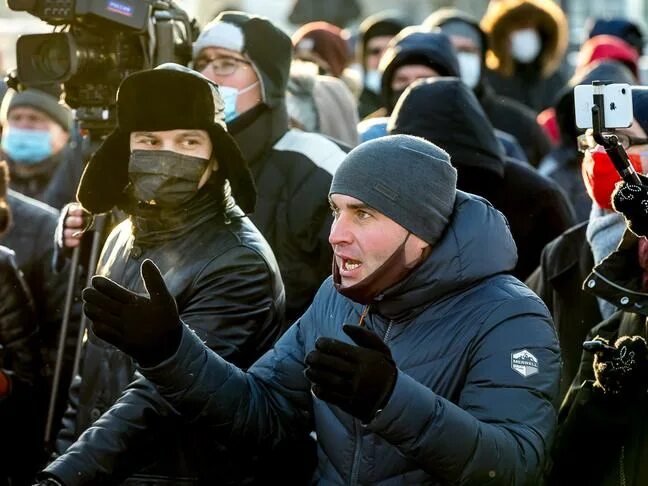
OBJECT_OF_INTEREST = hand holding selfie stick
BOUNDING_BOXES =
[591,81,643,186]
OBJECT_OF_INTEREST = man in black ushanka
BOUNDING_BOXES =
[41,64,286,485]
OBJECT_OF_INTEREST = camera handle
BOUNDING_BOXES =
[591,82,642,186]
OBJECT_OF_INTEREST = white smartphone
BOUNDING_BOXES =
[574,83,633,129]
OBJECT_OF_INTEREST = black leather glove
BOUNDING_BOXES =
[583,335,648,397]
[82,259,182,367]
[612,173,648,238]
[304,324,397,423]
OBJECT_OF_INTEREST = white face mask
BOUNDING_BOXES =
[457,52,481,89]
[510,28,542,63]
[364,70,381,94]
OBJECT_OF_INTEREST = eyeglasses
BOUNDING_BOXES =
[577,130,648,152]
[613,133,648,149]
[193,56,252,76]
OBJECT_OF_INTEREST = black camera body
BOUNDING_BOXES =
[9,0,196,130]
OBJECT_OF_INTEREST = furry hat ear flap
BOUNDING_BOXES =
[206,125,257,213]
[76,130,131,213]
[0,160,11,235]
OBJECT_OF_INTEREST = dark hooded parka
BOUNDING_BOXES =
[389,77,576,280]
[45,65,285,485]
[424,8,552,167]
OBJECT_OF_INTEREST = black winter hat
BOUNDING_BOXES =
[77,63,255,214]
[379,27,460,110]
[193,11,292,109]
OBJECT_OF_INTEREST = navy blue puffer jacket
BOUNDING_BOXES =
[141,192,560,485]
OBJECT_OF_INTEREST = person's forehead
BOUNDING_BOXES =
[197,46,245,60]
[394,64,438,76]
[449,34,479,51]
[131,128,210,138]
[367,35,393,48]
[8,105,50,119]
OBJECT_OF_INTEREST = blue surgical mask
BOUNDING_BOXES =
[218,82,260,123]
[1,127,53,164]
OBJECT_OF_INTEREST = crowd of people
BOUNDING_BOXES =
[1,0,648,484]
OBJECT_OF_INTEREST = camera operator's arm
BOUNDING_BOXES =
[612,174,648,237]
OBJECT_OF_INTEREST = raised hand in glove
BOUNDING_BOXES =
[583,335,648,397]
[82,259,181,367]
[611,173,648,238]
[304,324,397,423]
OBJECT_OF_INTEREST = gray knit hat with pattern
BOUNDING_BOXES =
[329,134,457,245]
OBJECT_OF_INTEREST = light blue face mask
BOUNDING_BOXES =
[1,127,53,164]
[218,82,260,123]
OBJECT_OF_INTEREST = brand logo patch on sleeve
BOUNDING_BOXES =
[511,349,538,377]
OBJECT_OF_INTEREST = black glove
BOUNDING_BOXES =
[82,259,182,367]
[583,335,648,397]
[304,324,397,423]
[612,173,648,238]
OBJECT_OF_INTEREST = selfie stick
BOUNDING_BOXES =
[591,81,643,186]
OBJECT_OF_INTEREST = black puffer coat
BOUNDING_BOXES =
[46,190,286,485]
[0,245,44,483]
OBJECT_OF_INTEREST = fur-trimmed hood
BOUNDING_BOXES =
[481,0,568,78]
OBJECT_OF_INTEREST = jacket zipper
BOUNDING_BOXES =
[349,419,362,486]
[348,320,394,485]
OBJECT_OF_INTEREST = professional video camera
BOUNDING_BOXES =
[8,0,197,131]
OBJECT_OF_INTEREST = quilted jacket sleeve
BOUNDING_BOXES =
[366,298,560,486]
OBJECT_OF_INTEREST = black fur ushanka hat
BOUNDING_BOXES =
[76,63,256,214]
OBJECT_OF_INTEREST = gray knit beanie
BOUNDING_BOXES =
[330,134,457,245]
[0,88,73,132]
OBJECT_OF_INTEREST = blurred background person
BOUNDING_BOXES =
[286,63,359,146]
[357,28,460,141]
[0,88,80,209]
[354,11,407,118]
[192,11,348,324]
[424,7,552,167]
[291,20,360,97]
[480,0,570,113]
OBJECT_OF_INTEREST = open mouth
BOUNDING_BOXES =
[341,257,362,272]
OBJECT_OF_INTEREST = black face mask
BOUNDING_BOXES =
[128,150,211,208]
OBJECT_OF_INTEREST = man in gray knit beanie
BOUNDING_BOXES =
[329,134,457,301]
